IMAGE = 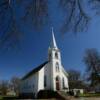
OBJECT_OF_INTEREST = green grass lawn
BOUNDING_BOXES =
[0,95,17,100]
[0,96,3,100]
[79,93,100,97]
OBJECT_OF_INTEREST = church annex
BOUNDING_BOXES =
[20,28,69,97]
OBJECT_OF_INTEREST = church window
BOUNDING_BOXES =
[44,75,47,87]
[56,76,59,81]
[56,62,59,72]
[55,52,58,59]
[62,78,65,89]
[49,53,51,60]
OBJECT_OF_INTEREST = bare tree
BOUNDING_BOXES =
[67,69,86,89]
[59,0,90,33]
[68,69,81,81]
[84,48,100,87]
[0,0,100,50]
[0,80,8,95]
[89,0,100,15]
[0,0,21,50]
[22,0,48,30]
[10,77,21,95]
[0,0,48,50]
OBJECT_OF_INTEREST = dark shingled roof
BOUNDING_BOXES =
[22,61,48,80]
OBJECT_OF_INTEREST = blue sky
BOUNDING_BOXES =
[0,0,100,80]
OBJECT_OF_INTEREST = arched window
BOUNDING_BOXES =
[56,76,59,81]
[55,52,58,59]
[56,62,59,72]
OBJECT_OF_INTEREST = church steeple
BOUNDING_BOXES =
[48,27,60,61]
[51,27,58,49]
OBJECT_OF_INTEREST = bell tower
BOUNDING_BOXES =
[48,28,61,61]
[48,28,62,91]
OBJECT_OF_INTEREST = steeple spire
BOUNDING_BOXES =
[51,27,58,49]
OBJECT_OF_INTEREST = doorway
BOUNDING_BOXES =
[56,76,60,90]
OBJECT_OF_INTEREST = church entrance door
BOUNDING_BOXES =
[56,76,60,90]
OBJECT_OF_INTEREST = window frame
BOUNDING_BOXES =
[62,77,65,89]
[56,62,59,72]
[55,52,58,59]
[44,75,47,87]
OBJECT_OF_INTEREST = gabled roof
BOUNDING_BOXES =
[22,61,48,80]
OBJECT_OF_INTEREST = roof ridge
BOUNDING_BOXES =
[22,61,48,80]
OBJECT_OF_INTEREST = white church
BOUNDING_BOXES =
[20,28,69,97]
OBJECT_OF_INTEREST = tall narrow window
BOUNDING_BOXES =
[62,78,65,89]
[56,62,59,72]
[49,53,51,60]
[44,75,46,87]
[55,52,58,59]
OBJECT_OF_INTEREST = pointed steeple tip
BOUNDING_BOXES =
[51,27,54,35]
[51,27,58,49]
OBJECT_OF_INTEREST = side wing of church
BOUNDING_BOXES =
[20,28,69,97]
